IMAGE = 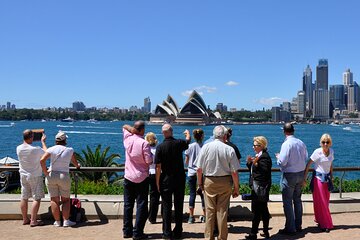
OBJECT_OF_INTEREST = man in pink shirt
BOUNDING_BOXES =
[122,121,152,240]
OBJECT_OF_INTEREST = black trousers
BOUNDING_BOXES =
[251,198,270,234]
[148,174,160,222]
[160,174,186,237]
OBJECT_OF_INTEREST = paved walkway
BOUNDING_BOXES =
[1,212,360,240]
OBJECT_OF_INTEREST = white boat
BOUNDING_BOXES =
[87,119,99,124]
[61,117,75,122]
[343,126,352,131]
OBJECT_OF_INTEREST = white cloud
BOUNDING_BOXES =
[226,81,239,86]
[181,85,217,97]
[255,97,288,106]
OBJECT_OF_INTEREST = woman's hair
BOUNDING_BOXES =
[193,128,204,142]
[145,132,158,147]
[320,133,332,146]
[253,136,268,150]
[56,140,66,146]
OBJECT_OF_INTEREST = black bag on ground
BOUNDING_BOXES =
[70,198,86,222]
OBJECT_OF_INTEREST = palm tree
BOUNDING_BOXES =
[75,145,122,183]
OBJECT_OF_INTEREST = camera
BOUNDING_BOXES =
[32,129,44,141]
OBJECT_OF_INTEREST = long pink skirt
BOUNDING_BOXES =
[312,177,334,229]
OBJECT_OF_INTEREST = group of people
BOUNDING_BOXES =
[17,129,80,228]
[122,121,335,240]
[17,121,335,240]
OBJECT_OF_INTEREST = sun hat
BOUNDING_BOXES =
[55,131,68,141]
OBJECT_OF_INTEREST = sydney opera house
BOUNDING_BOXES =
[149,90,222,125]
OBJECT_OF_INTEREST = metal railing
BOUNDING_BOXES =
[1,166,360,198]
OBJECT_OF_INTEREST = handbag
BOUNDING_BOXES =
[252,180,269,202]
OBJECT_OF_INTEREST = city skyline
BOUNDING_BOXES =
[1,1,360,110]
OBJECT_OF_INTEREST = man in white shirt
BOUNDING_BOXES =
[17,129,47,227]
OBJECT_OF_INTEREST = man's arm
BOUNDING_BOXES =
[156,163,161,192]
[41,134,47,151]
[197,168,204,190]
[122,124,140,134]
[40,152,50,176]
[231,170,239,198]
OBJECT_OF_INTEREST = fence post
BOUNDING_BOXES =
[339,171,346,199]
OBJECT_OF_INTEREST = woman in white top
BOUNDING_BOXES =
[40,131,80,227]
[145,132,159,224]
[185,128,206,224]
[303,133,334,232]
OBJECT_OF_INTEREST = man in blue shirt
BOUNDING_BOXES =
[276,123,308,235]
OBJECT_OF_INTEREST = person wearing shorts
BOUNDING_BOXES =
[17,129,47,227]
[40,131,80,227]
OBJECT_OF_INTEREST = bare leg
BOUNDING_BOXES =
[20,199,30,224]
[61,197,70,220]
[50,196,61,221]
[189,207,194,217]
[30,199,41,223]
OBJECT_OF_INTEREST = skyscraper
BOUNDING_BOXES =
[297,91,306,114]
[316,59,328,90]
[343,69,354,86]
[143,97,151,113]
[302,65,313,111]
[329,85,345,110]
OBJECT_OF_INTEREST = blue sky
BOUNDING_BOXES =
[1,1,359,111]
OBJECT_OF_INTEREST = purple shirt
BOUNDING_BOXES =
[123,128,152,183]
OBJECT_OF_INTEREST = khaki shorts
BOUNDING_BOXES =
[20,175,45,200]
[45,171,71,198]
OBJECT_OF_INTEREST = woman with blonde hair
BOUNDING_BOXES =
[245,136,272,239]
[145,132,159,224]
[303,133,334,232]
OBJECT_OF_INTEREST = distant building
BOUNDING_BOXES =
[72,101,86,112]
[330,85,345,111]
[6,102,11,110]
[150,90,220,125]
[216,103,224,112]
[316,59,328,90]
[11,104,16,110]
[229,108,237,112]
[271,106,291,122]
[129,106,140,112]
[143,97,151,113]
[303,65,313,111]
[313,89,330,120]
[347,82,359,112]
[297,91,306,114]
[343,69,354,86]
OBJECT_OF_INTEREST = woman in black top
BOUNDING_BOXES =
[245,136,272,240]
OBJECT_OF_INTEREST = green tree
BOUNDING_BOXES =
[75,145,122,183]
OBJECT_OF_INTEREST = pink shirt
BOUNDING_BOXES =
[123,128,152,183]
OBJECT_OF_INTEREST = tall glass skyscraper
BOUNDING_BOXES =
[302,65,313,111]
[343,69,354,86]
[316,59,328,90]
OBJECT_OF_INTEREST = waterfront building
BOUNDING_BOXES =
[313,89,330,120]
[150,90,220,125]
[271,106,291,122]
[329,85,345,111]
[347,82,359,112]
[303,65,313,111]
[72,101,86,112]
[282,102,291,112]
[297,91,306,114]
[143,96,151,113]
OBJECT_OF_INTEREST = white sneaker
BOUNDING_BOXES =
[63,220,76,227]
[53,221,61,227]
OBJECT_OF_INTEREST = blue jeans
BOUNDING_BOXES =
[280,171,304,232]
[188,175,205,210]
[123,178,149,237]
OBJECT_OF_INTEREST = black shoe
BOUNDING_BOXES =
[161,234,172,239]
[245,233,257,239]
[296,227,303,232]
[260,231,270,238]
[173,233,182,239]
[278,229,296,236]
[124,234,133,238]
[321,228,330,233]
[133,234,148,240]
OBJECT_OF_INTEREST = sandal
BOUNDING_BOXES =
[30,220,44,227]
[23,219,30,225]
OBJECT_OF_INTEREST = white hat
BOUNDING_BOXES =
[55,131,68,141]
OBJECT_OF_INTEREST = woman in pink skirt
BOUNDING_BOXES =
[303,133,334,232]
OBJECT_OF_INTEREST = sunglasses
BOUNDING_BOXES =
[321,141,330,144]
[253,144,261,147]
